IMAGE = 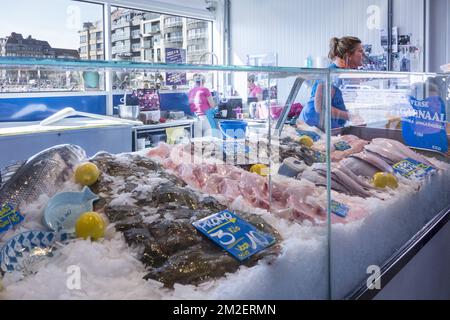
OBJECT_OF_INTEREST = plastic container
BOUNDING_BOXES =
[43,186,99,233]
[150,133,167,144]
[219,120,248,139]
[305,55,314,68]
[82,71,100,89]
[137,138,146,150]
[115,104,140,120]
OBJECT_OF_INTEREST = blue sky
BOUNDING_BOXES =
[0,0,103,49]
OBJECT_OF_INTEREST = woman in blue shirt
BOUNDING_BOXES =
[300,36,364,129]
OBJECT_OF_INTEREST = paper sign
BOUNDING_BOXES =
[402,96,448,153]
[165,48,186,86]
[192,210,276,261]
[392,158,436,180]
[296,129,321,142]
[0,203,24,233]
[331,200,349,218]
[334,141,351,151]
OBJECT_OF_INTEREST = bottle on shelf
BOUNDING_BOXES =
[304,55,314,68]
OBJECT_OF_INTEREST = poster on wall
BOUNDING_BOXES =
[392,26,399,53]
[165,48,186,86]
[401,83,448,153]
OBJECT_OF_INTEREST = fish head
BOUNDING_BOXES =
[43,145,87,184]
[59,145,87,164]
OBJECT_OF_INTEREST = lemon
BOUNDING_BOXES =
[74,162,100,186]
[250,164,269,177]
[385,173,399,189]
[75,211,105,240]
[373,172,398,189]
[298,135,314,147]
[372,172,387,188]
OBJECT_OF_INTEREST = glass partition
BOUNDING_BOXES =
[328,69,450,299]
[2,56,447,299]
[0,57,331,300]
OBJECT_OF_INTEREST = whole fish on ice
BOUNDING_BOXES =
[0,145,86,213]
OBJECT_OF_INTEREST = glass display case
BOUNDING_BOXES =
[0,57,449,299]
[327,70,450,299]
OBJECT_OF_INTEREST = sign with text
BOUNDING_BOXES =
[402,96,448,153]
[165,48,186,86]
[0,203,24,233]
[193,210,276,262]
[393,158,436,180]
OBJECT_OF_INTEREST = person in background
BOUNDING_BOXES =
[299,36,365,129]
[188,73,216,137]
[247,74,263,102]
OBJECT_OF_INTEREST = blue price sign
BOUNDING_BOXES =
[296,129,321,142]
[0,203,24,233]
[334,141,351,151]
[331,200,349,218]
[402,96,448,153]
[192,210,276,262]
[393,158,436,180]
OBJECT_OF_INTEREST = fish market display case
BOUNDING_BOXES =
[0,57,449,300]
[325,70,450,299]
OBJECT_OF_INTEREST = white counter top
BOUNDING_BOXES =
[133,119,195,131]
[0,117,132,137]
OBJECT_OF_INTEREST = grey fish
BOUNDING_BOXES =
[0,144,86,212]
[309,163,372,198]
[340,157,379,178]
[351,151,394,173]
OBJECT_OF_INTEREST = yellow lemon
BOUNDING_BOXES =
[372,172,398,189]
[385,173,399,189]
[372,172,388,188]
[298,135,314,147]
[250,164,269,177]
[75,211,105,240]
[74,162,100,186]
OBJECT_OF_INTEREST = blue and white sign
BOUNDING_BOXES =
[295,129,321,142]
[402,96,448,153]
[392,158,436,180]
[192,210,276,262]
[331,200,349,218]
[334,141,351,151]
[0,203,24,233]
[165,48,187,86]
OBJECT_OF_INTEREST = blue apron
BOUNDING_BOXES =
[299,63,347,129]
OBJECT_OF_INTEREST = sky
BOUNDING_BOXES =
[0,0,103,49]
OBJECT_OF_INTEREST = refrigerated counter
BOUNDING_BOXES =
[0,118,133,169]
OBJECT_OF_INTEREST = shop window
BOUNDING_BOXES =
[110,6,213,89]
[0,0,103,93]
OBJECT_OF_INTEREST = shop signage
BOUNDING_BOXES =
[165,48,186,86]
[392,158,436,180]
[402,96,448,153]
[192,210,276,262]
[0,203,24,233]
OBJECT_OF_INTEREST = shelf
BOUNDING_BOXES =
[0,57,328,76]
